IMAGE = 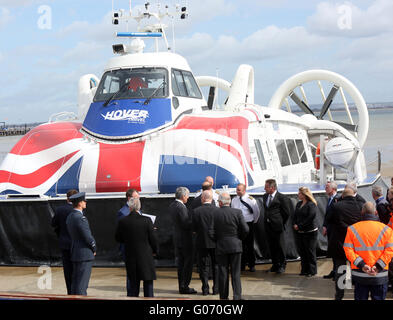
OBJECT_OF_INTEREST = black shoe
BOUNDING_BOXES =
[323,271,335,279]
[276,267,285,274]
[202,290,209,296]
[249,266,256,272]
[179,287,197,294]
[268,265,279,273]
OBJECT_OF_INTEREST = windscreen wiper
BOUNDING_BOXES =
[103,81,130,107]
[143,81,166,105]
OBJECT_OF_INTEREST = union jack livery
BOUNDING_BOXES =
[0,4,374,198]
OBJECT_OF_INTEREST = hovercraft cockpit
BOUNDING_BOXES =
[81,50,205,141]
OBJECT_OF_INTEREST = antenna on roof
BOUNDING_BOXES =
[111,1,188,54]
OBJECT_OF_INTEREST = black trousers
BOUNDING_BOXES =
[61,249,73,295]
[265,224,286,269]
[241,222,256,269]
[354,283,388,300]
[71,260,93,296]
[128,279,154,297]
[295,231,318,275]
[333,258,347,300]
[197,248,218,292]
[175,246,194,291]
[216,252,242,300]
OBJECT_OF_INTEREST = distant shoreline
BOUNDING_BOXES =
[4,103,393,126]
[293,104,393,114]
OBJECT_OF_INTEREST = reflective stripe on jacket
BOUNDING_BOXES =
[343,220,393,285]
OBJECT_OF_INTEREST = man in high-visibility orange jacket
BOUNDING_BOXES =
[344,201,393,300]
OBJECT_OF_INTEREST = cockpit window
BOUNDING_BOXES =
[171,69,202,99]
[94,67,168,102]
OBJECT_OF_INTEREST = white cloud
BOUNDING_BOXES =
[307,0,393,38]
[0,7,12,29]
[0,0,53,8]
[176,25,327,66]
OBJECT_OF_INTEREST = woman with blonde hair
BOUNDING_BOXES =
[293,187,318,277]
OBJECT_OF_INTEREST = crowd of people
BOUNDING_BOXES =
[51,176,393,300]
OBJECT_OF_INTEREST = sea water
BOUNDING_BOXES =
[0,108,392,177]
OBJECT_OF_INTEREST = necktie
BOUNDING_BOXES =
[267,194,273,207]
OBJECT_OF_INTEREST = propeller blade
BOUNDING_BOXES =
[333,121,358,132]
[207,86,216,110]
[319,85,339,119]
[289,91,314,115]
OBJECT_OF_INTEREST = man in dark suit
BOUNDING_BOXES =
[346,181,366,204]
[214,192,249,300]
[322,181,339,279]
[372,185,390,224]
[115,197,158,297]
[66,192,96,296]
[263,179,291,274]
[190,181,218,211]
[117,188,139,295]
[329,186,363,300]
[51,189,78,294]
[169,186,197,294]
[192,190,218,295]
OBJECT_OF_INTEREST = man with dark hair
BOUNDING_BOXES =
[66,192,96,295]
[52,189,78,294]
[118,188,139,220]
[263,179,290,274]
[169,186,197,294]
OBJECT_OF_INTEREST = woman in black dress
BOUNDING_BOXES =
[293,187,318,277]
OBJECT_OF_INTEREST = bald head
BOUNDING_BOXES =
[205,176,214,185]
[201,190,213,204]
[342,187,355,198]
[361,201,377,217]
[218,192,231,207]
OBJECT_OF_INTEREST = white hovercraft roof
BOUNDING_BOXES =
[104,51,192,72]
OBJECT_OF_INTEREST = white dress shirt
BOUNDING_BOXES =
[231,192,260,223]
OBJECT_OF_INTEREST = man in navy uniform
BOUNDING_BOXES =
[51,189,78,294]
[66,192,96,296]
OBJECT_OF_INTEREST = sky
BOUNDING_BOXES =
[0,0,393,123]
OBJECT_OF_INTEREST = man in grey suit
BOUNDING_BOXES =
[66,192,96,295]
[214,192,249,300]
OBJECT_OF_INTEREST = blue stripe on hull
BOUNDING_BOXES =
[158,155,239,193]
[45,158,82,196]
